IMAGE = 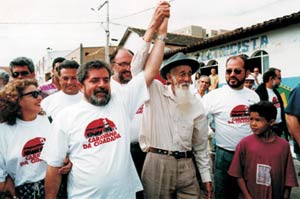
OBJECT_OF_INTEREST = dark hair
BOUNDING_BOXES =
[249,101,277,121]
[0,79,38,125]
[109,47,134,63]
[0,71,9,83]
[57,60,80,76]
[52,57,66,69]
[262,67,279,83]
[77,60,112,84]
[9,57,35,73]
[225,54,249,71]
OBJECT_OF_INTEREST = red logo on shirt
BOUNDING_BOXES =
[83,118,121,149]
[136,104,144,114]
[228,105,250,124]
[20,137,46,167]
[272,96,280,108]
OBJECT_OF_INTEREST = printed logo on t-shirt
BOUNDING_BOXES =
[256,164,271,186]
[228,105,250,124]
[272,96,280,108]
[83,118,121,149]
[136,104,144,114]
[20,137,46,167]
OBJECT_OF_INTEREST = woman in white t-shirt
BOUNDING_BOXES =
[0,79,68,199]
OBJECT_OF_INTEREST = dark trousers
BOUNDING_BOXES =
[214,146,239,199]
[131,142,146,199]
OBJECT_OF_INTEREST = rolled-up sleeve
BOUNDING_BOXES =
[131,38,151,76]
[192,113,212,182]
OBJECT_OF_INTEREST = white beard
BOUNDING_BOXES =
[174,83,193,114]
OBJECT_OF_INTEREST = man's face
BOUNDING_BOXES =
[0,78,6,89]
[112,49,133,84]
[211,68,216,75]
[253,67,260,76]
[81,68,111,106]
[168,65,192,89]
[244,80,254,89]
[197,77,210,92]
[52,62,61,78]
[225,57,247,89]
[273,70,281,88]
[11,66,35,80]
[59,68,79,95]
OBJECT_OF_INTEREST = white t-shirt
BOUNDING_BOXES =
[41,91,83,120]
[0,115,51,186]
[266,88,282,123]
[202,85,260,151]
[110,78,143,143]
[41,72,148,199]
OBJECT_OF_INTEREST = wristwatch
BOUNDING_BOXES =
[157,35,168,42]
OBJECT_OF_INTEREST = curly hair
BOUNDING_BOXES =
[0,79,38,125]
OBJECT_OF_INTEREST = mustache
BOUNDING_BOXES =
[94,87,109,95]
[121,70,131,75]
[229,77,239,81]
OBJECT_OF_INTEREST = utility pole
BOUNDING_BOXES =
[105,0,110,63]
[91,0,110,63]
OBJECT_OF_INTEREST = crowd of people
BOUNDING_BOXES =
[0,1,299,199]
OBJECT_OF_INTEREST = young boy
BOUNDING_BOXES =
[228,101,298,199]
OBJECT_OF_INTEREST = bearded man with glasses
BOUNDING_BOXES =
[9,57,36,80]
[202,55,260,199]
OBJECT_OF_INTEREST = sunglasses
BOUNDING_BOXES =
[12,71,30,78]
[226,68,242,75]
[21,90,42,98]
[114,62,131,67]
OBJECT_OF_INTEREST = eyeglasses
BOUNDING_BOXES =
[114,62,131,67]
[21,90,42,98]
[12,71,30,78]
[226,68,242,75]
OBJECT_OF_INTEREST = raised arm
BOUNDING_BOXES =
[143,1,170,86]
[131,1,170,76]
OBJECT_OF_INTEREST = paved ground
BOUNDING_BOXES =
[290,159,300,199]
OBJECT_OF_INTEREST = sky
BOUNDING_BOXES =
[0,0,300,66]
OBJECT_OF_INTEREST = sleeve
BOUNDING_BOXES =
[284,145,299,187]
[0,150,7,183]
[192,110,212,182]
[40,116,69,167]
[228,141,244,178]
[124,72,149,120]
[0,129,8,182]
[130,38,151,76]
[285,87,300,116]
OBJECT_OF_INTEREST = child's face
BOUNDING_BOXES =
[250,112,271,135]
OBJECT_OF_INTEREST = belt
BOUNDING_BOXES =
[217,146,234,154]
[149,147,193,159]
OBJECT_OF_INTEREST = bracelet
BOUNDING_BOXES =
[157,35,168,42]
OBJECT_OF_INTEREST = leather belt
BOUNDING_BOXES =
[217,146,234,154]
[149,147,193,159]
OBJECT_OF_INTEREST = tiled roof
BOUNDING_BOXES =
[118,27,203,47]
[164,11,300,59]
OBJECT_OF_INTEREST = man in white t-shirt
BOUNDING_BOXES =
[252,66,262,87]
[255,67,288,139]
[202,55,260,199]
[41,60,83,121]
[41,2,170,198]
[109,24,159,198]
